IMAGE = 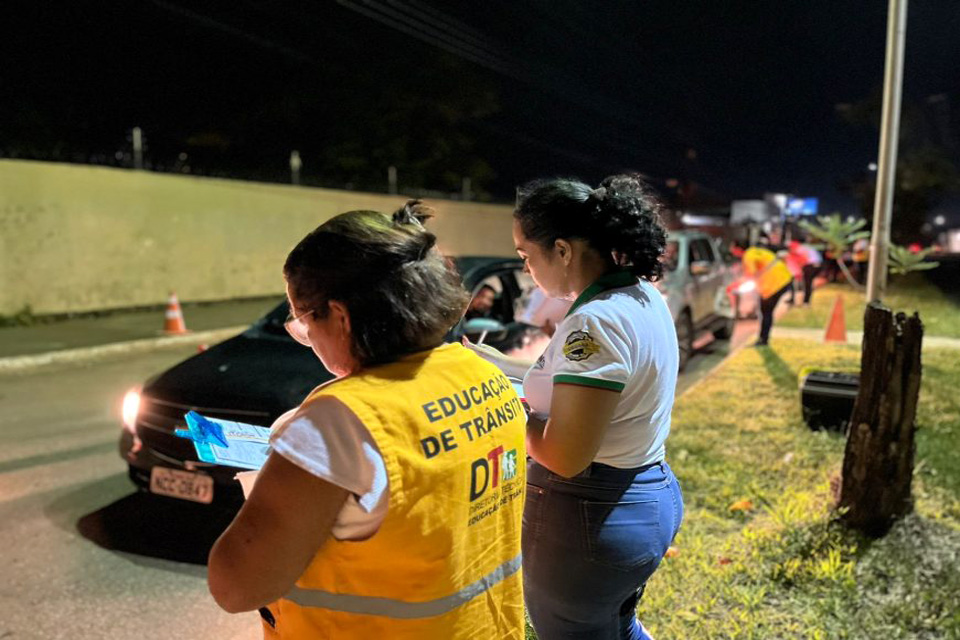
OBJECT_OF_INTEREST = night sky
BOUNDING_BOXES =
[4,1,959,214]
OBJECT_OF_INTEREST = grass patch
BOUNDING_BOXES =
[779,274,960,339]
[631,339,960,639]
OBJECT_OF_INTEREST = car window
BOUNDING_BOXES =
[691,239,715,264]
[716,240,737,265]
[466,276,503,321]
[703,239,719,263]
[687,240,698,268]
[467,269,525,325]
[257,301,293,335]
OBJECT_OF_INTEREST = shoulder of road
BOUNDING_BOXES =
[0,297,282,374]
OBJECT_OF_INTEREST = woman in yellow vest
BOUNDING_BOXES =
[741,245,794,346]
[208,202,527,639]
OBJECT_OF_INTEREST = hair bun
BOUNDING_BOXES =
[391,200,437,262]
[515,174,667,282]
[589,186,608,201]
[409,231,437,262]
[392,199,434,228]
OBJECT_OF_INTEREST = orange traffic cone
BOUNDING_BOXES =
[163,292,189,334]
[824,295,846,343]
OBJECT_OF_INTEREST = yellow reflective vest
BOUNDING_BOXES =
[262,343,526,639]
[742,247,793,299]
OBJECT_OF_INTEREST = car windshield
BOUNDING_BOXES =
[258,301,292,335]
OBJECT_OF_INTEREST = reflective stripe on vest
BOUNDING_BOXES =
[283,552,522,620]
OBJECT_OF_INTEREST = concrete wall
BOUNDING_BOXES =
[0,160,516,315]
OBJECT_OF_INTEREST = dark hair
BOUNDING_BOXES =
[514,174,668,281]
[283,200,469,367]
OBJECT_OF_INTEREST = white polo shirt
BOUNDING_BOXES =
[523,272,678,468]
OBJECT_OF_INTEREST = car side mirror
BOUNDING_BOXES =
[463,318,508,345]
[690,261,712,276]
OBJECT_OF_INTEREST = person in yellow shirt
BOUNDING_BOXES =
[207,201,526,639]
[742,245,794,346]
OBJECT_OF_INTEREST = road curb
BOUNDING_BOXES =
[0,325,248,375]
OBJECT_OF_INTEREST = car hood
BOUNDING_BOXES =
[144,332,334,421]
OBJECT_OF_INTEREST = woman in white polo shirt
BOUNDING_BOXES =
[471,174,683,640]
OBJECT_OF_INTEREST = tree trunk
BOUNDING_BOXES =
[838,302,923,537]
[836,259,865,291]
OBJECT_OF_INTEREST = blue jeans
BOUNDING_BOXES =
[523,460,683,639]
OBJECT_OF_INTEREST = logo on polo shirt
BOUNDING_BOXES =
[562,330,601,361]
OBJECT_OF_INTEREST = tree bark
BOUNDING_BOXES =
[838,302,923,537]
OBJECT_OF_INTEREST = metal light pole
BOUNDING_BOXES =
[132,127,143,170]
[289,150,302,185]
[387,166,398,195]
[866,0,908,302]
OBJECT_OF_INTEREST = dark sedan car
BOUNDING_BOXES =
[119,257,533,506]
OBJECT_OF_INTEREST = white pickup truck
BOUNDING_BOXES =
[658,230,739,370]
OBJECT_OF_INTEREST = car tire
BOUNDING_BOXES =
[713,315,735,340]
[676,310,694,372]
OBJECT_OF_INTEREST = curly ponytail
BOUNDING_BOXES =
[514,174,667,281]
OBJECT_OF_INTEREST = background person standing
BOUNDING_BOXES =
[471,174,683,640]
[789,240,823,305]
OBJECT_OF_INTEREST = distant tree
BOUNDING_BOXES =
[839,95,959,244]
[799,213,871,289]
[887,244,939,277]
[314,55,499,198]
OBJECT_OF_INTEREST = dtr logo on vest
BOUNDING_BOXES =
[470,446,518,501]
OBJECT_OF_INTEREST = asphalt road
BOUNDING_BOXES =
[0,346,261,640]
[0,322,756,639]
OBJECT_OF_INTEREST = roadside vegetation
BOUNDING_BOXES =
[631,339,960,639]
[778,273,960,339]
[0,305,36,327]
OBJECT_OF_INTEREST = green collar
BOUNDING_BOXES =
[565,270,638,317]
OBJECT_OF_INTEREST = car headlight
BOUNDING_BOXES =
[122,388,141,432]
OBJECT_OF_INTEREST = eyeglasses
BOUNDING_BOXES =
[284,308,316,347]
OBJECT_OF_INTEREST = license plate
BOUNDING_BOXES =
[149,467,214,504]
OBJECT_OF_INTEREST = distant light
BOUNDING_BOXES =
[934,215,946,226]
[666,178,679,188]
[786,197,818,215]
[868,162,878,172]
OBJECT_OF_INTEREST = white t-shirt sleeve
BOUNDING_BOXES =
[550,312,632,392]
[269,396,389,540]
